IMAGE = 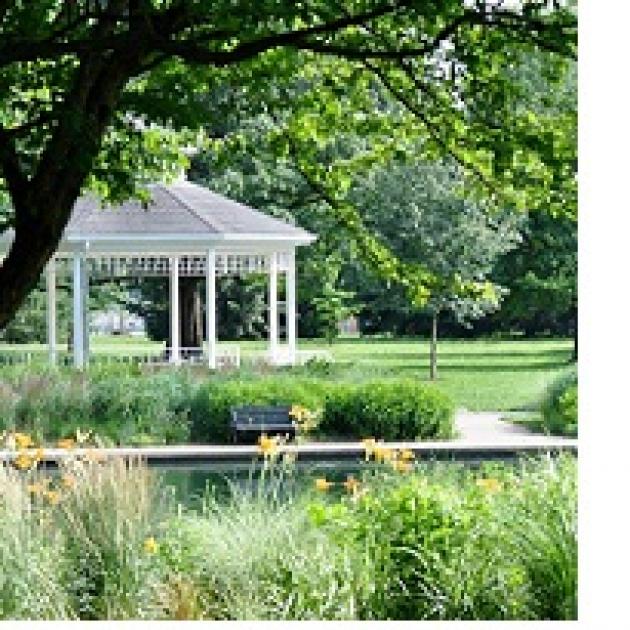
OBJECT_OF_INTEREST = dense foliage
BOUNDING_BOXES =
[540,367,577,437]
[0,367,194,446]
[0,366,453,444]
[190,376,453,442]
[0,452,577,620]
[189,377,330,443]
[0,1,576,331]
[321,381,453,440]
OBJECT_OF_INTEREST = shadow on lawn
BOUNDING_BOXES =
[323,336,572,346]
[394,361,569,373]
[341,349,572,362]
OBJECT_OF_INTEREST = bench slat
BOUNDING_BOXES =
[230,405,297,443]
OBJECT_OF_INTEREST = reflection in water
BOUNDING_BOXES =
[154,457,512,508]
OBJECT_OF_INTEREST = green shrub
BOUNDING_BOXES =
[321,381,454,440]
[541,368,577,437]
[307,455,577,620]
[190,377,330,442]
[190,378,454,443]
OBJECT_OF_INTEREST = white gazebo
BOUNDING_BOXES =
[0,179,316,368]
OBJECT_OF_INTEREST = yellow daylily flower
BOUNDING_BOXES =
[44,490,61,505]
[289,404,306,421]
[314,477,333,492]
[257,434,279,458]
[400,449,415,461]
[476,478,502,493]
[342,475,360,494]
[13,451,34,470]
[144,536,159,554]
[391,459,413,474]
[57,438,75,450]
[373,445,394,463]
[26,482,44,495]
[14,433,34,449]
[361,438,377,460]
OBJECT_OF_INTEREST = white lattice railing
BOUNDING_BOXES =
[52,253,281,278]
[0,345,336,369]
[0,345,241,369]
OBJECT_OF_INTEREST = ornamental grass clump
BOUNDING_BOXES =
[0,431,174,620]
[54,457,171,619]
[0,463,71,619]
[159,476,373,620]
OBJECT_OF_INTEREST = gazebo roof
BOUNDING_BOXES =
[0,179,315,255]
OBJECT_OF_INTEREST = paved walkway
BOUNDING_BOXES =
[455,409,573,444]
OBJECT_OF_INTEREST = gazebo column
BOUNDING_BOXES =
[72,252,86,368]
[286,251,297,364]
[206,249,217,369]
[82,258,90,361]
[46,259,57,366]
[268,251,279,363]
[170,256,180,365]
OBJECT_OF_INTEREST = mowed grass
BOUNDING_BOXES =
[298,337,574,411]
[0,336,573,411]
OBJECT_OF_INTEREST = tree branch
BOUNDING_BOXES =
[363,59,499,199]
[150,2,408,65]
[0,1,404,68]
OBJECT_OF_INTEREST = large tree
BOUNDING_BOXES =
[0,1,576,330]
[350,160,522,378]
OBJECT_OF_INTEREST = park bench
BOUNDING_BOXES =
[230,405,296,443]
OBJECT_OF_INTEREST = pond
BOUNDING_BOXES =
[156,459,373,506]
[152,455,528,507]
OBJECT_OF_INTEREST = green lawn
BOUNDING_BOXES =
[300,337,574,411]
[0,336,573,411]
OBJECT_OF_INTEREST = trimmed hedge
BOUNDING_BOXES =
[541,368,577,437]
[190,378,454,443]
[321,381,454,440]
[190,377,330,442]
[2,368,455,445]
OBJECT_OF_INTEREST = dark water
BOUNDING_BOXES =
[155,459,373,506]
[152,456,525,508]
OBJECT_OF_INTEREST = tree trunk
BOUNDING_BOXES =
[0,48,144,330]
[177,277,203,350]
[0,201,79,330]
[429,312,438,380]
[572,303,578,362]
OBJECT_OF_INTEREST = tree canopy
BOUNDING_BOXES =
[0,0,576,330]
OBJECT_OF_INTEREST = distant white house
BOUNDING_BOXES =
[338,315,360,336]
